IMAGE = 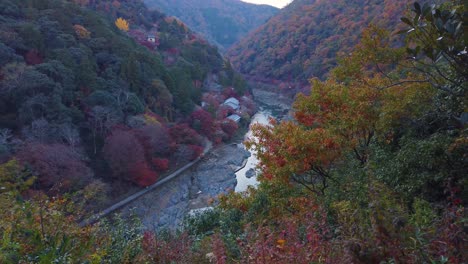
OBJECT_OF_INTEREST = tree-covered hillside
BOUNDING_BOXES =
[228,0,409,84]
[0,0,250,200]
[143,0,279,51]
[0,0,465,263]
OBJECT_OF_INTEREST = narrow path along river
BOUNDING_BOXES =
[117,110,272,230]
[114,86,292,230]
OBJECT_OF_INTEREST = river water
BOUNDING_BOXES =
[235,110,272,192]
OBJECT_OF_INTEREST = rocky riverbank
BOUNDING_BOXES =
[120,144,250,230]
[252,88,291,111]
[119,89,292,230]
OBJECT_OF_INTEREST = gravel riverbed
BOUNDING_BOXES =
[120,144,250,230]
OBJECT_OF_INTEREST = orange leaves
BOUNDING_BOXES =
[295,79,379,149]
[249,119,343,185]
[115,17,129,32]
[276,239,286,249]
[73,25,90,39]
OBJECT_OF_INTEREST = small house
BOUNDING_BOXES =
[227,114,241,123]
[147,35,156,43]
[223,97,239,110]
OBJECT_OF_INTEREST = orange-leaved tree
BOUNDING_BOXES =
[73,24,91,39]
[115,17,129,32]
[247,26,435,194]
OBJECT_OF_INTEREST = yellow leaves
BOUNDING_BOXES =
[143,113,160,125]
[0,159,35,193]
[115,17,129,32]
[377,78,434,132]
[73,24,91,39]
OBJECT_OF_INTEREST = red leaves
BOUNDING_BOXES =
[236,198,331,263]
[294,111,316,127]
[211,233,228,264]
[136,124,173,157]
[25,49,43,65]
[221,119,238,139]
[152,158,169,172]
[188,145,203,161]
[17,143,93,194]
[190,109,214,138]
[249,120,342,185]
[169,124,203,146]
[129,162,158,187]
[103,129,159,186]
[222,87,237,99]
[139,40,159,51]
[142,231,157,253]
[103,130,145,177]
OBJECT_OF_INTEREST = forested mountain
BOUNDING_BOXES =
[143,0,279,51]
[0,0,466,263]
[228,0,410,84]
[0,0,250,199]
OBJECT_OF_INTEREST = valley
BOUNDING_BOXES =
[0,0,465,263]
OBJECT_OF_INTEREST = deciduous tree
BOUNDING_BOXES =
[115,17,129,32]
[17,143,93,194]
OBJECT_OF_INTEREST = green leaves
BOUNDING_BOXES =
[400,17,414,26]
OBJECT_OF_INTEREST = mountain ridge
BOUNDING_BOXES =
[143,0,279,51]
[227,0,410,85]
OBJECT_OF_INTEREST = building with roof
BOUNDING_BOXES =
[227,114,241,123]
[223,97,239,110]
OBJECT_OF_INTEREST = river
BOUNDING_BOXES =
[118,104,287,229]
[235,110,272,192]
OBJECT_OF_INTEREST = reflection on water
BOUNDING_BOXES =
[235,110,272,192]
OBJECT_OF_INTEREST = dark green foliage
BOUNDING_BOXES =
[372,133,456,202]
[0,42,22,65]
[0,0,246,195]
[101,214,143,263]
[184,209,221,238]
[0,0,229,128]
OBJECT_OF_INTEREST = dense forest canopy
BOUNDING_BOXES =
[0,0,466,263]
[0,0,250,201]
[143,0,279,51]
[228,0,411,84]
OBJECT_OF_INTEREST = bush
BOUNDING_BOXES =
[152,158,169,172]
[18,143,93,194]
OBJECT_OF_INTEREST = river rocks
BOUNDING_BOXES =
[245,168,256,179]
[192,144,249,197]
[252,88,292,112]
[119,143,250,230]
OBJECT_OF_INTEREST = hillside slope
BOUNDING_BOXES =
[143,0,278,51]
[227,0,410,83]
[0,0,249,198]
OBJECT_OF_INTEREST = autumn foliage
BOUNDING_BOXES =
[190,109,215,138]
[18,143,93,194]
[73,24,91,39]
[152,158,169,172]
[0,0,465,263]
[129,162,158,187]
[228,0,409,83]
[103,129,156,186]
[115,17,129,31]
